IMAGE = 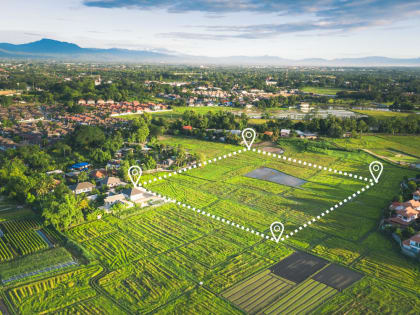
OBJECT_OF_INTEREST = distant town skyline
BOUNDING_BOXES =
[1,0,420,59]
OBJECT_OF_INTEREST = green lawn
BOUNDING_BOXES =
[301,86,348,95]
[352,109,414,119]
[327,134,420,163]
[158,135,240,159]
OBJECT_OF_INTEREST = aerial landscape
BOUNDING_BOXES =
[0,1,420,314]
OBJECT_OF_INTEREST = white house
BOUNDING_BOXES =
[70,182,95,195]
[122,188,155,207]
[265,80,277,86]
[298,102,311,113]
[280,129,291,137]
[99,176,125,188]
[104,193,126,207]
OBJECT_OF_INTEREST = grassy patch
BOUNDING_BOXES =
[0,247,73,281]
[301,86,346,95]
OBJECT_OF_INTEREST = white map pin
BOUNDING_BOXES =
[270,222,284,243]
[128,165,142,188]
[242,128,256,150]
[369,161,383,183]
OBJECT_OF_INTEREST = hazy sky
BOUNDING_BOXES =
[1,0,420,59]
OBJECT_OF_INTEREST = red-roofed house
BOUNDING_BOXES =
[389,202,420,226]
[182,125,193,131]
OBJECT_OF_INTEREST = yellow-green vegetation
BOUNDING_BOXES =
[157,287,242,314]
[0,201,36,223]
[352,109,412,118]
[0,219,49,257]
[158,135,240,159]
[0,247,73,281]
[312,237,361,265]
[313,277,420,314]
[263,279,337,314]
[301,86,347,95]
[121,106,231,120]
[222,269,295,314]
[248,118,269,125]
[54,295,126,315]
[1,136,418,314]
[6,265,102,314]
[98,260,194,314]
[328,134,420,164]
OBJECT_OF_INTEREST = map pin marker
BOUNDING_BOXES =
[242,128,256,150]
[128,165,142,188]
[270,222,284,243]
[369,161,383,183]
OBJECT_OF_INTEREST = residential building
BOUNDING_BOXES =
[99,176,125,188]
[296,130,318,140]
[70,162,90,171]
[122,188,156,207]
[389,199,420,226]
[70,182,95,195]
[298,102,311,113]
[413,189,420,201]
[90,169,107,179]
[402,233,420,254]
[264,131,273,137]
[104,193,126,207]
[280,129,291,137]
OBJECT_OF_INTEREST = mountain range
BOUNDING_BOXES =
[1,38,420,67]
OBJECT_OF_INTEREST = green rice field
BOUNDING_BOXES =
[1,136,419,314]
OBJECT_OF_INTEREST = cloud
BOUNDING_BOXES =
[84,0,420,39]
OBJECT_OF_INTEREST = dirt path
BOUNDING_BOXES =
[362,149,410,167]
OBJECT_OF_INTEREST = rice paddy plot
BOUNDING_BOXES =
[261,279,337,315]
[312,264,364,291]
[178,233,243,268]
[157,287,242,314]
[313,276,420,315]
[311,237,361,265]
[269,251,328,283]
[222,269,295,314]
[98,260,194,314]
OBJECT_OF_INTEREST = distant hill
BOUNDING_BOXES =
[0,38,173,62]
[1,38,419,66]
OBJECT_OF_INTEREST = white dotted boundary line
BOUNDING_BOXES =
[140,147,372,186]
[253,148,372,183]
[279,181,376,242]
[141,188,275,241]
[140,149,247,186]
[141,181,376,243]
